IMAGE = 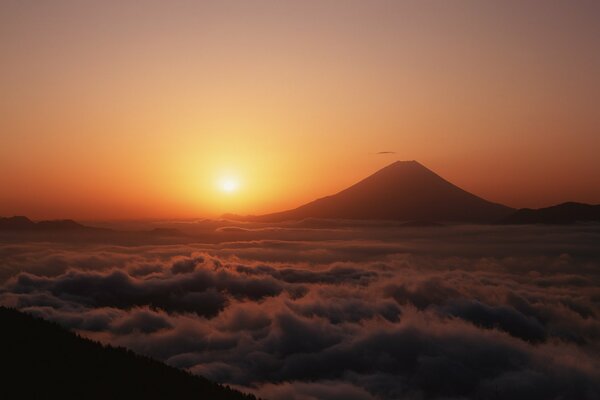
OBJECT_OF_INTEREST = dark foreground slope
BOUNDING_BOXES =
[0,307,257,400]
[500,202,600,224]
[244,161,513,223]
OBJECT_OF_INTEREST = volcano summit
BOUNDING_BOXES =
[239,161,514,223]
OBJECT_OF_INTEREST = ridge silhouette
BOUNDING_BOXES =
[0,307,258,400]
[499,202,600,224]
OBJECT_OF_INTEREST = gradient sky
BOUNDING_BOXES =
[1,0,599,220]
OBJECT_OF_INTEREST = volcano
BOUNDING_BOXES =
[241,161,514,223]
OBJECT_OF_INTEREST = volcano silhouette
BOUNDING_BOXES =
[240,161,513,223]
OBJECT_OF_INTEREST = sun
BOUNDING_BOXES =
[219,178,239,193]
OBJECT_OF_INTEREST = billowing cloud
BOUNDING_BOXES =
[1,225,599,399]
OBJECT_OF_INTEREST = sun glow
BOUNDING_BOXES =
[219,178,239,193]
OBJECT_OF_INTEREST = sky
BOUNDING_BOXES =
[1,0,600,220]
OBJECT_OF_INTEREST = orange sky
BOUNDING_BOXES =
[1,1,600,220]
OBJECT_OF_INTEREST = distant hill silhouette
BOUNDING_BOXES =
[0,216,193,246]
[234,161,513,223]
[0,216,91,231]
[0,307,258,400]
[499,202,600,225]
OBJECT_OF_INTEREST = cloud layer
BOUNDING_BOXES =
[1,225,599,399]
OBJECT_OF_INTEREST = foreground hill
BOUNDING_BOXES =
[499,202,600,224]
[0,307,258,400]
[238,161,513,223]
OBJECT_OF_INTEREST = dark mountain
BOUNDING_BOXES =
[499,202,600,225]
[0,307,258,400]
[239,161,513,223]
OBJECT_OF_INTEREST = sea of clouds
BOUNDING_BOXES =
[1,224,599,399]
